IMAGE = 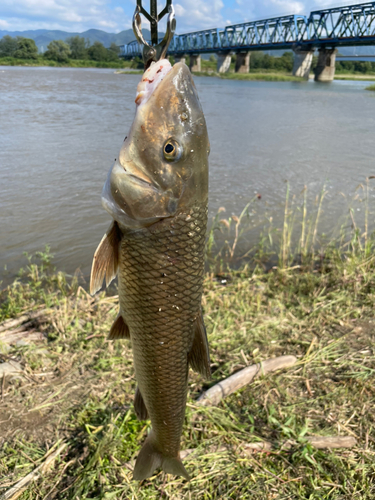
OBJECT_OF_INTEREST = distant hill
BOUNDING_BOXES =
[1,28,374,55]
[0,28,150,52]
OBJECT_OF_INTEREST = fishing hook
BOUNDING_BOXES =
[132,0,176,69]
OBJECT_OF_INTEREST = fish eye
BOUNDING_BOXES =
[165,143,174,154]
[163,138,182,161]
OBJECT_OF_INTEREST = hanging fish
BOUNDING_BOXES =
[90,58,210,481]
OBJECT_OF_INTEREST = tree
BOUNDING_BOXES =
[13,37,38,59]
[108,42,120,55]
[106,43,120,62]
[66,36,87,60]
[0,35,18,57]
[87,41,108,61]
[44,40,71,62]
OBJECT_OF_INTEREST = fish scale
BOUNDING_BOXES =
[118,204,207,457]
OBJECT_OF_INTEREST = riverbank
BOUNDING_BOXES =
[1,223,375,498]
[195,71,304,82]
[116,69,304,82]
[335,73,375,81]
[0,56,135,69]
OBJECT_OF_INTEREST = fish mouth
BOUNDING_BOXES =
[101,159,180,228]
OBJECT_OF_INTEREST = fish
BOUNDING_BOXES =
[90,59,211,481]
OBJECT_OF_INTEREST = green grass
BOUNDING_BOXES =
[0,56,135,69]
[193,71,304,82]
[1,182,375,498]
[334,74,375,81]
[365,84,375,91]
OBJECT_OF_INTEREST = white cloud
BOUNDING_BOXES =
[0,0,370,35]
[174,0,225,32]
[0,0,132,32]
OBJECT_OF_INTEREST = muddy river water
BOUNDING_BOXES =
[1,66,374,284]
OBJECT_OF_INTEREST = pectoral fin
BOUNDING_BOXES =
[134,386,148,420]
[108,313,130,340]
[90,221,121,295]
[188,309,211,379]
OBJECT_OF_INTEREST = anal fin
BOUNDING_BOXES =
[188,309,211,379]
[108,313,130,340]
[90,221,121,295]
[134,386,148,420]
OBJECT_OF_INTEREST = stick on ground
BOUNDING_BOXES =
[197,355,297,406]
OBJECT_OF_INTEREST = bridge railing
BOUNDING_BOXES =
[118,1,375,57]
[307,2,375,43]
[168,15,309,53]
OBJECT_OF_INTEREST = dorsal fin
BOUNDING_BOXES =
[90,221,121,295]
[188,309,211,379]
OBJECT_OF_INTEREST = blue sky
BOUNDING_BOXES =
[0,0,354,33]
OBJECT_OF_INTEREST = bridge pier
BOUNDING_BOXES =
[174,54,187,64]
[217,52,232,73]
[314,48,338,82]
[189,54,201,72]
[292,48,313,79]
[235,52,250,73]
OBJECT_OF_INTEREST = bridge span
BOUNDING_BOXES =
[119,2,375,82]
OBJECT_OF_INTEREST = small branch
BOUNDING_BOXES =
[197,355,297,406]
[0,443,67,500]
[0,309,48,334]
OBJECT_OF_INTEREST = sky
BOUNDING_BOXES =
[0,0,358,34]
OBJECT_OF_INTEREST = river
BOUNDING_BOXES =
[0,66,374,285]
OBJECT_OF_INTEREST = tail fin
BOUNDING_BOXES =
[133,433,190,481]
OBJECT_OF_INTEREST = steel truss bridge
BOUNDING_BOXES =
[119,2,375,58]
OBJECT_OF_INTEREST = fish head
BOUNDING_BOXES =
[102,60,209,229]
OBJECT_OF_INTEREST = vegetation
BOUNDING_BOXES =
[336,59,375,75]
[1,181,375,498]
[366,84,375,91]
[197,72,304,82]
[0,35,38,60]
[1,36,375,77]
[0,35,134,69]
[44,40,71,63]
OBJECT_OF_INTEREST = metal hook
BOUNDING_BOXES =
[132,1,176,69]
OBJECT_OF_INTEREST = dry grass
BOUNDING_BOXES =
[1,182,375,499]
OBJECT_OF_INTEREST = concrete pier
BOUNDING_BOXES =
[189,54,201,72]
[174,55,186,64]
[314,48,338,82]
[292,48,313,79]
[235,52,250,73]
[217,52,232,73]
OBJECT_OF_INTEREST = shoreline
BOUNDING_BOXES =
[2,58,375,82]
[1,239,375,496]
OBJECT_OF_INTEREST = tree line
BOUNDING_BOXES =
[1,35,375,73]
[0,35,120,62]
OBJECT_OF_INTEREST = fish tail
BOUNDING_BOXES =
[133,432,190,481]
